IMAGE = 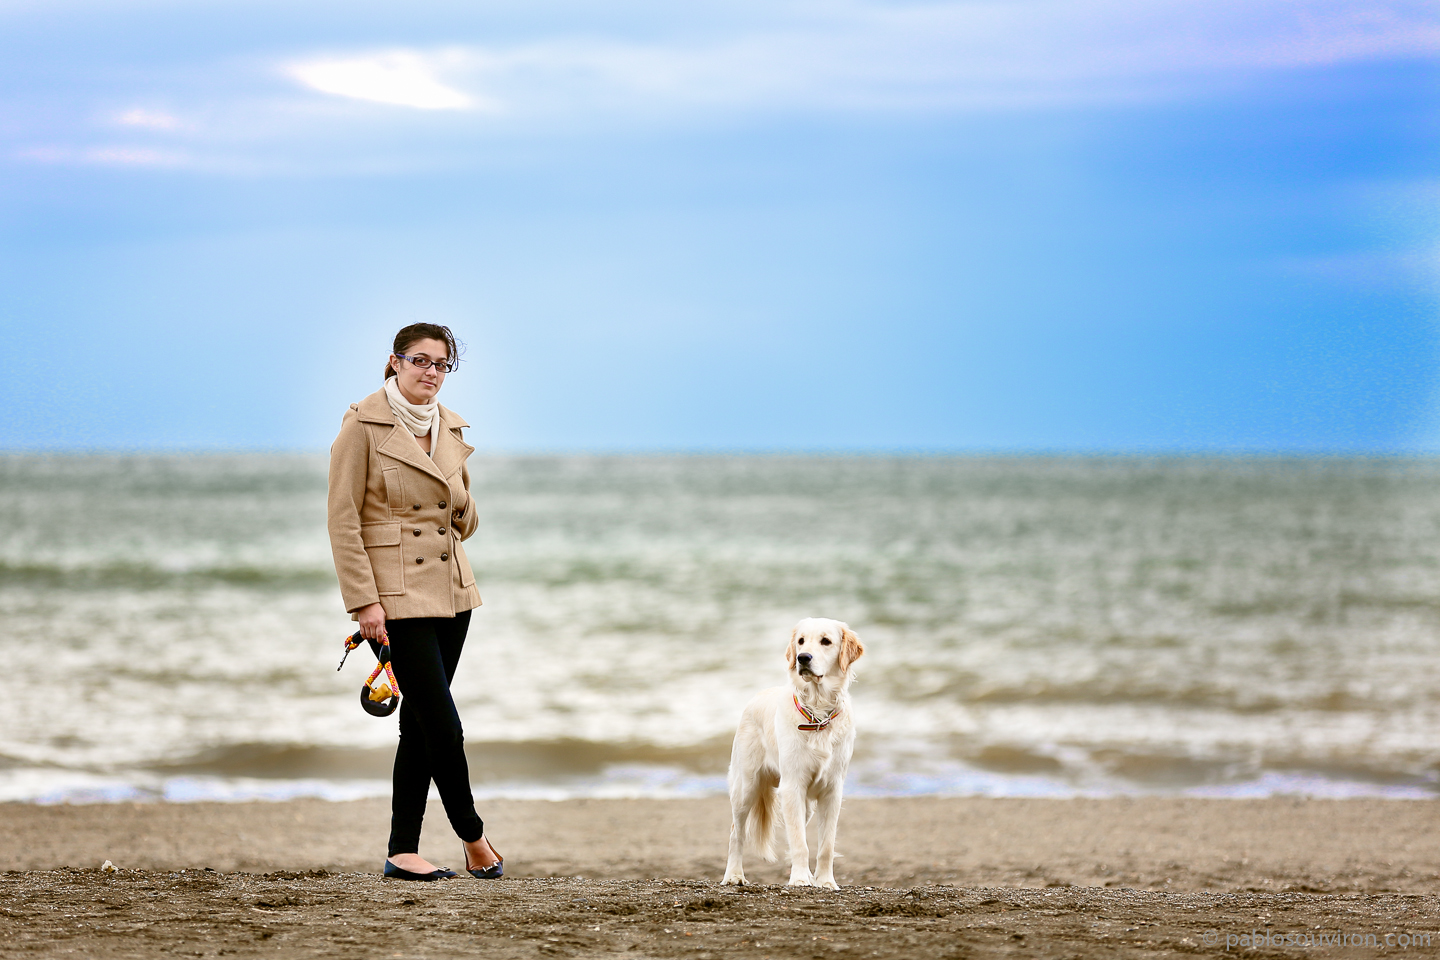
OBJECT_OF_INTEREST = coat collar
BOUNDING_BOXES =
[356,387,473,482]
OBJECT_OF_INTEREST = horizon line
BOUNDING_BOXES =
[3,446,1440,461]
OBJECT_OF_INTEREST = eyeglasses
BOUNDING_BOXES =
[394,353,458,373]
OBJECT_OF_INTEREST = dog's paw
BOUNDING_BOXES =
[786,874,814,887]
[721,874,746,886]
[815,877,840,891]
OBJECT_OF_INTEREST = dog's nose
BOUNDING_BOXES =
[797,653,812,665]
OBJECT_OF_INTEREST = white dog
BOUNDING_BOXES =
[722,617,865,889]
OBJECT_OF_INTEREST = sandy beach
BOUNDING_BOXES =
[5,796,1439,957]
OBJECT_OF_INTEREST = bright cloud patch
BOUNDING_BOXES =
[17,145,186,166]
[115,108,181,130]
[288,52,473,110]
[276,2,1440,122]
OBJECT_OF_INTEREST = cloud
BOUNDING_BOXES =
[115,108,182,130]
[9,0,1437,176]
[17,145,187,166]
[273,1,1440,118]
[287,51,479,110]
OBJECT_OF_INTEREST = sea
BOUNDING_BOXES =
[4,453,1440,804]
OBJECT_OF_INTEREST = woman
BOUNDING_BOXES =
[327,322,502,881]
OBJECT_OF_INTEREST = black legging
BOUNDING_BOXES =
[370,611,483,856]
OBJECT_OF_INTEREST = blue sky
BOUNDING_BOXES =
[1,0,1437,452]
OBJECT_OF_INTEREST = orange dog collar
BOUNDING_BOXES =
[793,695,840,731]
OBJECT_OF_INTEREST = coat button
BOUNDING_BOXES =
[438,501,447,510]
[413,529,422,536]
[437,528,446,536]
[413,504,421,510]
[415,557,425,564]
[441,553,449,562]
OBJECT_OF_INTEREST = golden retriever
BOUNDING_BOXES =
[722,617,865,889]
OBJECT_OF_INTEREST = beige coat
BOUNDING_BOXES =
[327,387,483,620]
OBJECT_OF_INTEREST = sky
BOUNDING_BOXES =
[0,0,1437,452]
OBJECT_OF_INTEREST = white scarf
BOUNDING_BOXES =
[384,376,440,454]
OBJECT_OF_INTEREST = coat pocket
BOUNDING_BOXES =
[361,521,404,596]
[381,467,406,513]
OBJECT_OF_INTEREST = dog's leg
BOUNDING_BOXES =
[779,786,813,886]
[812,789,844,890]
[722,816,747,885]
[722,785,749,885]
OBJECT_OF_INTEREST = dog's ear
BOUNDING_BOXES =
[785,626,799,668]
[838,625,865,671]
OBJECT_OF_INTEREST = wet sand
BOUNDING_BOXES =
[4,797,1439,957]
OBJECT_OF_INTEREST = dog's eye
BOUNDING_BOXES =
[820,638,832,645]
[797,639,804,645]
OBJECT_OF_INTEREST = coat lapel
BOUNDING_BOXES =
[432,405,474,478]
[357,388,449,484]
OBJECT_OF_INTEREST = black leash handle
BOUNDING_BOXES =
[337,630,400,717]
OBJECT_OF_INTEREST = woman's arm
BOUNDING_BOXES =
[327,410,384,617]
[452,458,481,541]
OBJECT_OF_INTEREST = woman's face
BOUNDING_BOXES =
[389,337,449,405]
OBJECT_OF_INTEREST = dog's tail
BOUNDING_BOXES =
[746,784,782,862]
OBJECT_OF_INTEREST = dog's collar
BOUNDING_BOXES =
[794,695,841,731]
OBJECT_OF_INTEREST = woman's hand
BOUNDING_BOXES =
[356,603,388,641]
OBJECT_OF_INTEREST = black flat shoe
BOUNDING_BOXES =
[383,860,456,881]
[464,841,504,879]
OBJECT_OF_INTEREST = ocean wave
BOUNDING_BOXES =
[8,454,1440,805]
[146,738,733,782]
[0,559,335,590]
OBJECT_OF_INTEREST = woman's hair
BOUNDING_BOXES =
[385,323,462,380]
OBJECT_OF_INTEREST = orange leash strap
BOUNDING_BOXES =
[339,631,401,717]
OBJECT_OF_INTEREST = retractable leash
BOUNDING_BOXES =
[337,630,401,717]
